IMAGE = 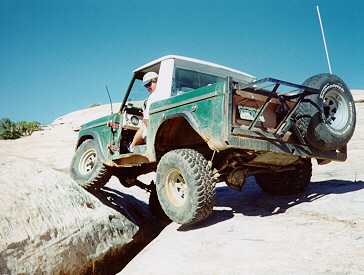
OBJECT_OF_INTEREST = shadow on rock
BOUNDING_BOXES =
[94,187,159,228]
[89,186,166,274]
[179,178,364,231]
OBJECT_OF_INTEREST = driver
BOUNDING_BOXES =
[128,71,163,152]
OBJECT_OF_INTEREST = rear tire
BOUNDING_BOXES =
[255,158,312,196]
[156,149,216,225]
[295,74,356,150]
[70,139,111,191]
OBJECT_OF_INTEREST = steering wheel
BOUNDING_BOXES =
[142,99,148,113]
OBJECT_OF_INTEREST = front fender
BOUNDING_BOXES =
[77,130,108,164]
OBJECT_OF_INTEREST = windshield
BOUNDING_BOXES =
[126,78,150,102]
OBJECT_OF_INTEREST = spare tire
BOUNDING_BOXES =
[295,74,356,150]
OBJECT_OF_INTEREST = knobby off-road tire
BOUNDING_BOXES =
[295,74,356,150]
[70,139,111,191]
[254,158,312,196]
[156,149,216,225]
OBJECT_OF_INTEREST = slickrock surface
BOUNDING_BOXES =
[0,103,160,274]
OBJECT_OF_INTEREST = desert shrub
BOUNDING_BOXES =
[0,118,22,140]
[0,118,41,139]
[88,103,100,108]
[18,121,41,136]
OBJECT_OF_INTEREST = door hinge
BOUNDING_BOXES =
[107,122,119,129]
[108,144,118,151]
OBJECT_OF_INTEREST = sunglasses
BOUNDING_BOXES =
[144,82,152,87]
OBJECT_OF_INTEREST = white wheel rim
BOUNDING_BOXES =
[165,169,187,207]
[323,89,349,130]
[79,148,97,175]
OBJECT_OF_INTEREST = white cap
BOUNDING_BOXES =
[142,72,159,86]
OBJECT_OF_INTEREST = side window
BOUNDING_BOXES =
[172,68,224,96]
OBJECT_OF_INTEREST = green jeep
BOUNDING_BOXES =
[70,55,356,225]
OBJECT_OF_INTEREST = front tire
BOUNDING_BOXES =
[255,158,312,196]
[70,139,111,191]
[156,149,216,225]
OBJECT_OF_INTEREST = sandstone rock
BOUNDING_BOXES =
[0,123,78,173]
[51,103,122,131]
[0,102,165,274]
[351,89,364,103]
[0,156,161,274]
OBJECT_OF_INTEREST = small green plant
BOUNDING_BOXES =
[17,121,41,136]
[88,103,100,108]
[0,118,21,139]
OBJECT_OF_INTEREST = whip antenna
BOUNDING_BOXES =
[316,6,332,74]
[105,85,113,114]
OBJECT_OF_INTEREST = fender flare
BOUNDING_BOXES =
[148,109,207,161]
[162,109,202,133]
[77,130,108,163]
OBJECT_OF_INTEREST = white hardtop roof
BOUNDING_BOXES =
[134,55,256,83]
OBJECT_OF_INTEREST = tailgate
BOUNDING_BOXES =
[225,77,347,162]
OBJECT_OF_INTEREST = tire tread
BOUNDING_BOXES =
[156,148,216,225]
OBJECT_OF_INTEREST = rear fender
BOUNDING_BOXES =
[149,110,208,160]
[163,110,202,133]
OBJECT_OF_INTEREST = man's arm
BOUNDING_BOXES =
[129,119,148,152]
